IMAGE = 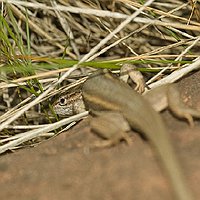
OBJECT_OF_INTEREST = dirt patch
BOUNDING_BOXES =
[1,71,200,200]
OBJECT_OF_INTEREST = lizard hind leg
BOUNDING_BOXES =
[90,111,132,148]
[167,84,200,127]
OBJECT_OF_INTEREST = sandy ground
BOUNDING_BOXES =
[1,70,200,200]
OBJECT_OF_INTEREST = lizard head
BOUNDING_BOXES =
[53,91,86,116]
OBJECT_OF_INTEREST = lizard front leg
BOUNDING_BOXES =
[120,63,145,93]
[89,111,132,147]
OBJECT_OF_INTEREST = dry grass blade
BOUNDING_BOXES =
[0,111,88,154]
[148,56,200,89]
[146,36,200,85]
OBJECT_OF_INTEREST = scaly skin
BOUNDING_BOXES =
[82,70,194,200]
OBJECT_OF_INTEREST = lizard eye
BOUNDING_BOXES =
[59,97,67,106]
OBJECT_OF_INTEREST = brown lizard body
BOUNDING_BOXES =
[82,70,194,200]
[54,70,197,200]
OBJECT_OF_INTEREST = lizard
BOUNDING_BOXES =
[53,69,199,200]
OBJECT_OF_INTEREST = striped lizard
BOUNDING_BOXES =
[53,69,199,200]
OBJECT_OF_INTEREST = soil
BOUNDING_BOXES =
[1,70,200,200]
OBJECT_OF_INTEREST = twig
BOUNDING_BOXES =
[0,111,88,154]
[147,56,200,90]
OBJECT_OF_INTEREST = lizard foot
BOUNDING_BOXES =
[120,63,145,93]
[91,133,132,148]
[167,84,200,127]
